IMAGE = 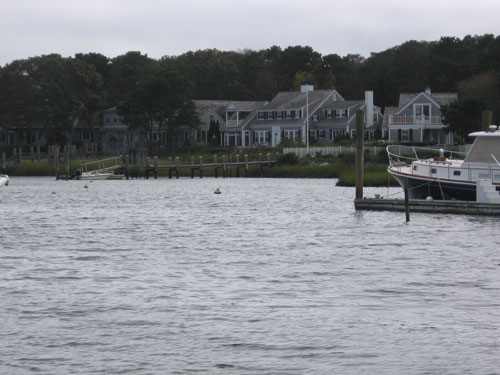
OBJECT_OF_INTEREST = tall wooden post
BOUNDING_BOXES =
[245,154,249,177]
[154,156,158,179]
[175,157,179,179]
[482,111,492,131]
[54,146,59,180]
[65,146,70,180]
[2,152,5,169]
[355,109,365,200]
[404,183,410,222]
[199,156,203,178]
[145,157,150,179]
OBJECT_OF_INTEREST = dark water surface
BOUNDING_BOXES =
[1,177,499,374]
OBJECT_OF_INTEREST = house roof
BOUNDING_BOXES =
[398,92,457,108]
[261,89,342,111]
[382,107,398,128]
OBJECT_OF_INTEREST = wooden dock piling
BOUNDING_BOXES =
[355,109,364,200]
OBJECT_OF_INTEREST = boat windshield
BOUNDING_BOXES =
[464,136,500,163]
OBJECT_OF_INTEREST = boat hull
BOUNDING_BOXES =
[389,171,477,201]
[0,175,9,188]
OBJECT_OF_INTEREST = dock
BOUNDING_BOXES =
[354,198,500,216]
[140,153,276,179]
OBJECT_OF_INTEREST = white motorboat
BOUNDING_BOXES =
[387,125,500,201]
[0,174,9,188]
[79,171,124,180]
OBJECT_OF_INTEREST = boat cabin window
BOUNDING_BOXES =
[453,171,461,176]
[431,168,437,174]
[413,165,418,171]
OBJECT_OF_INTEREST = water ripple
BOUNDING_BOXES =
[1,177,499,374]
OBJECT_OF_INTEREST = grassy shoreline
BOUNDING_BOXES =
[0,157,398,187]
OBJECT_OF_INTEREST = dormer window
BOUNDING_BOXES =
[336,109,348,118]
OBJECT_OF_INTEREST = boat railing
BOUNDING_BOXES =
[386,145,467,168]
[80,157,122,173]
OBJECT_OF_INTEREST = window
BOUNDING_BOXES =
[326,110,333,119]
[413,165,418,171]
[373,112,378,122]
[160,132,167,144]
[453,171,461,176]
[126,133,134,142]
[431,168,437,174]
[318,130,325,138]
[312,114,319,121]
[336,109,348,118]
[258,112,265,120]
[255,130,269,144]
[82,130,91,142]
[401,129,409,142]
[415,104,431,122]
[277,112,282,120]
[284,130,299,142]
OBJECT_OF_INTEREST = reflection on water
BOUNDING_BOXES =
[1,177,499,374]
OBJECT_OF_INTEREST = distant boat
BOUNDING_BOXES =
[0,174,9,189]
[80,171,124,180]
[387,125,500,201]
[214,187,221,194]
[73,168,124,180]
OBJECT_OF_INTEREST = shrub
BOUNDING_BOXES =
[277,152,299,165]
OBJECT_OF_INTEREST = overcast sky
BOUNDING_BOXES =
[1,0,500,66]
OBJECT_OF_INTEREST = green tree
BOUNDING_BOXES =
[441,97,487,138]
[207,119,220,146]
[458,71,500,122]
[118,64,198,155]
[0,54,95,145]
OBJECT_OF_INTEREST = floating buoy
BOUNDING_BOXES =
[214,188,221,194]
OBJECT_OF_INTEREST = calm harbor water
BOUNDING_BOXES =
[1,177,499,374]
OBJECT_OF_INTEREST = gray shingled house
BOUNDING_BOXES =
[383,88,458,144]
[247,85,383,146]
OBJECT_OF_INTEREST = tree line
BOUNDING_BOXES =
[1,34,500,147]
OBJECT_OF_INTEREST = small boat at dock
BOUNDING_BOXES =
[79,171,124,180]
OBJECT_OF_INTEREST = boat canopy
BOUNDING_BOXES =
[464,135,500,163]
